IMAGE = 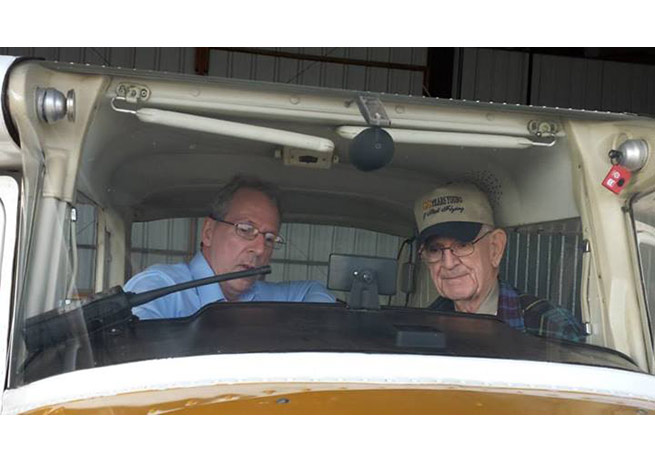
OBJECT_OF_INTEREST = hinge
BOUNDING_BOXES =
[356,95,391,127]
[116,83,151,104]
[528,120,558,138]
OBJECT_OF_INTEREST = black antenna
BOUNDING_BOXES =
[23,266,271,352]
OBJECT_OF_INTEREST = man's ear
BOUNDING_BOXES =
[201,217,215,248]
[489,228,507,268]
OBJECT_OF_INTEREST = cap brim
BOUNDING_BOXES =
[418,222,483,244]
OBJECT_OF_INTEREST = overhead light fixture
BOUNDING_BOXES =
[337,126,556,149]
[111,98,334,153]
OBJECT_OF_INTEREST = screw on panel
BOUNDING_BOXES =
[581,239,590,253]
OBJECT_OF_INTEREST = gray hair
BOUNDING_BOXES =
[210,175,283,220]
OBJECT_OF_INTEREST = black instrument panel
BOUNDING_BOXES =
[21,302,641,385]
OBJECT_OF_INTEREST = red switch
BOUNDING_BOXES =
[602,164,632,194]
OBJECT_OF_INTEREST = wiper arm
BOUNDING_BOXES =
[23,265,271,353]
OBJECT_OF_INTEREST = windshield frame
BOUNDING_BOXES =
[6,59,655,392]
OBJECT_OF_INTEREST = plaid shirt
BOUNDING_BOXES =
[429,280,586,343]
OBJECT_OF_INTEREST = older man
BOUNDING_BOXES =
[125,175,335,319]
[414,183,585,342]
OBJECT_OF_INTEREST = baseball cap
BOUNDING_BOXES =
[414,183,495,244]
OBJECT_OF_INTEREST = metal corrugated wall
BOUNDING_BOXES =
[458,48,530,104]
[5,47,653,113]
[500,222,584,319]
[459,48,655,114]
[75,203,97,297]
[0,47,426,94]
[270,223,403,302]
[0,47,197,73]
[208,48,426,93]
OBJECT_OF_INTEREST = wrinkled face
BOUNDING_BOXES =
[424,228,506,311]
[201,188,280,301]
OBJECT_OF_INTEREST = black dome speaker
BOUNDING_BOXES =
[349,127,395,172]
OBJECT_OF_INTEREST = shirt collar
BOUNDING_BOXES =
[238,281,261,301]
[189,252,263,305]
[189,252,226,307]
[476,281,500,316]
[496,280,525,330]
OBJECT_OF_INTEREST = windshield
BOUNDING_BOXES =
[12,202,638,386]
[8,69,649,388]
[632,190,655,352]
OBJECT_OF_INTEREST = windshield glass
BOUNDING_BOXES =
[632,190,655,351]
[8,70,646,388]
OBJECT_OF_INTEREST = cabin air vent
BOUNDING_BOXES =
[463,170,503,208]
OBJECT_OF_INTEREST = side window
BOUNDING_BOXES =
[632,191,655,350]
[0,175,19,385]
[500,219,585,323]
[126,217,584,310]
[270,223,404,302]
[130,218,200,274]
[0,195,5,271]
[0,175,19,299]
[74,197,98,299]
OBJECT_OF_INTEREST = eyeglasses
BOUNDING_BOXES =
[419,230,492,263]
[210,215,285,249]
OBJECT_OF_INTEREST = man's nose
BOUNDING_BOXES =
[247,233,267,255]
[441,248,459,268]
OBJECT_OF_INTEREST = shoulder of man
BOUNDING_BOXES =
[517,291,586,343]
[124,263,186,292]
[124,262,195,319]
[428,296,455,312]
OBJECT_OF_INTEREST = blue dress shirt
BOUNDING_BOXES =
[125,252,336,320]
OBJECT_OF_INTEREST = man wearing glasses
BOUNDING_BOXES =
[126,175,335,319]
[414,183,585,342]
